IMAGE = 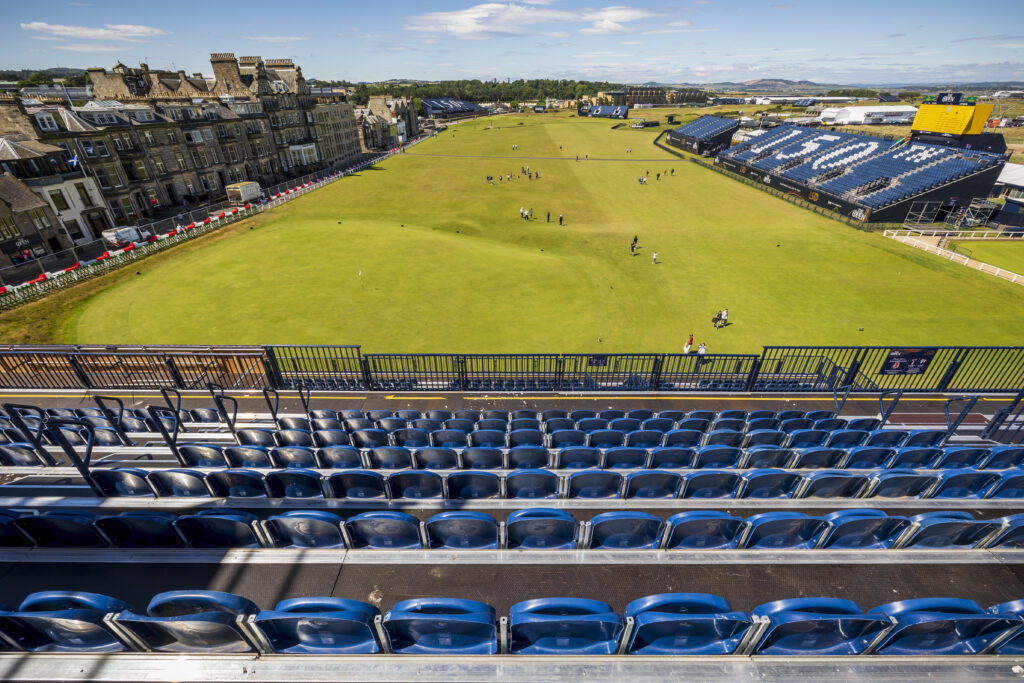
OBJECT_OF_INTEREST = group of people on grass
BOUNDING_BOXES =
[520,207,563,225]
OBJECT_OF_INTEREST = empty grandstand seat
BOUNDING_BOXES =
[825,429,868,449]
[388,470,443,499]
[392,428,430,449]
[743,512,828,549]
[935,447,991,469]
[625,470,682,498]
[462,447,504,470]
[666,511,744,549]
[510,598,622,655]
[270,446,318,469]
[550,430,587,449]
[506,508,577,549]
[930,469,1000,499]
[694,445,743,469]
[904,430,947,448]
[263,511,345,548]
[173,509,261,548]
[848,418,882,431]
[626,430,664,449]
[544,418,575,434]
[447,471,501,499]
[236,429,276,448]
[344,511,421,549]
[588,429,626,449]
[985,446,1024,470]
[507,446,549,469]
[178,444,228,468]
[0,510,31,546]
[988,515,1024,548]
[313,430,352,447]
[625,593,752,655]
[265,469,324,498]
[744,430,786,448]
[745,447,794,469]
[477,419,508,432]
[682,470,743,498]
[482,410,508,421]
[871,598,1020,655]
[412,447,458,470]
[663,429,702,448]
[316,445,362,468]
[376,418,407,433]
[147,469,210,497]
[741,469,801,498]
[0,591,130,652]
[889,447,943,469]
[868,469,937,498]
[576,418,607,433]
[0,444,44,467]
[425,511,499,549]
[444,418,475,434]
[567,470,622,498]
[864,429,909,447]
[92,467,154,497]
[352,429,389,449]
[677,418,710,432]
[746,417,781,432]
[368,446,414,469]
[703,430,742,448]
[326,471,387,499]
[846,447,896,469]
[506,469,559,499]
[791,447,847,469]
[987,600,1024,654]
[15,510,106,547]
[206,469,267,498]
[95,511,183,548]
[224,446,273,468]
[902,511,999,549]
[556,446,602,469]
[753,598,892,655]
[642,418,674,433]
[820,510,909,549]
[412,419,442,433]
[588,511,663,549]
[384,598,496,655]
[255,597,379,654]
[801,470,868,498]
[649,447,695,469]
[787,429,828,448]
[605,447,648,469]
[312,418,343,432]
[118,590,257,653]
[470,429,508,449]
[338,410,366,420]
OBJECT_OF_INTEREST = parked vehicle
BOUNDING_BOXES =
[101,226,152,248]
[225,182,262,206]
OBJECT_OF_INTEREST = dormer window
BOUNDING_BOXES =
[35,113,58,131]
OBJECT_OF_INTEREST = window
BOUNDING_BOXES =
[146,188,159,207]
[74,182,93,207]
[63,218,83,239]
[29,209,51,230]
[210,147,219,163]
[203,128,214,141]
[185,178,196,194]
[112,136,124,151]
[80,140,96,158]
[95,140,110,157]
[36,113,58,131]
[153,157,166,175]
[93,165,112,189]
[48,190,69,211]
[134,160,149,180]
[119,197,134,216]
[144,131,155,146]
[0,214,19,239]
[109,200,123,220]
[190,149,209,168]
[167,131,178,144]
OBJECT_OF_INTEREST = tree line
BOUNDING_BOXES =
[312,79,624,106]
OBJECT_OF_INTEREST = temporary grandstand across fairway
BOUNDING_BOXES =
[422,98,487,119]
[667,115,740,155]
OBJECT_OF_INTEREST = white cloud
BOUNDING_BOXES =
[52,43,124,52]
[20,21,166,42]
[579,7,659,35]
[621,40,642,45]
[405,3,657,40]
[996,43,1024,48]
[241,35,307,43]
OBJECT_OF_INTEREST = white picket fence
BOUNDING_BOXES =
[883,230,1024,287]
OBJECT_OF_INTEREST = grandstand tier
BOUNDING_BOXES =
[578,104,629,120]
[666,115,741,155]
[422,98,486,119]
[716,126,1006,222]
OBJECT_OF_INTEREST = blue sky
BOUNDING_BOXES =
[3,0,1024,84]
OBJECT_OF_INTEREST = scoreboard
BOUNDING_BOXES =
[911,96,994,136]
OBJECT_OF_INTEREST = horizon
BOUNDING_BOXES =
[0,0,1022,85]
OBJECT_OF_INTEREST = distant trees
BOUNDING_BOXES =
[826,88,879,98]
[898,91,921,100]
[343,79,622,106]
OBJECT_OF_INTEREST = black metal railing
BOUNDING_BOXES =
[0,344,1021,394]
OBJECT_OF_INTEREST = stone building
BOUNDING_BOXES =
[367,95,420,141]
[0,172,66,267]
[354,109,395,152]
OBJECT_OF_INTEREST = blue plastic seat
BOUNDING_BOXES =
[743,512,828,549]
[902,512,999,549]
[507,446,549,469]
[0,591,130,652]
[272,446,320,469]
[313,430,352,448]
[384,598,496,654]
[263,511,345,548]
[469,429,507,449]
[743,430,786,449]
[352,429,389,449]
[754,598,892,655]
[118,590,257,652]
[413,447,459,470]
[889,447,943,469]
[868,469,937,498]
[676,418,709,433]
[444,418,475,433]
[223,446,273,468]
[780,418,814,433]
[791,447,847,469]
[686,410,715,421]
[462,447,503,469]
[625,593,751,655]
[871,598,1020,655]
[0,510,31,547]
[275,429,314,448]
[805,410,835,421]
[178,444,228,468]
[95,511,183,548]
[425,410,452,422]
[447,471,500,499]
[987,514,1024,549]
[663,429,702,448]
[392,429,431,449]
[506,509,578,549]
[544,418,575,434]
[481,410,508,421]
[934,447,991,469]
[567,470,622,498]
[825,429,868,449]
[694,445,742,469]
[820,510,909,549]
[344,511,421,549]
[255,597,379,653]
[206,469,268,498]
[0,444,44,467]
[711,418,745,432]
[903,430,946,448]
[506,469,559,498]
[588,429,626,449]
[604,447,648,469]
[847,418,882,431]
[338,410,366,420]
[787,429,827,448]
[367,409,394,422]
[15,510,106,547]
[776,410,804,421]
[174,509,261,548]
[265,469,324,498]
[703,430,742,448]
[368,446,414,470]
[425,511,499,549]
[147,469,210,497]
[412,418,442,433]
[509,418,540,431]
[864,429,909,447]
[92,467,154,497]
[666,511,744,549]
[508,429,544,448]
[326,470,387,499]
[625,471,681,498]
[990,471,1024,498]
[931,469,1000,499]
[845,446,895,469]
[388,471,443,499]
[681,470,742,498]
[648,447,694,469]
[556,446,602,469]
[510,598,622,654]
[625,430,663,449]
[312,419,344,432]
[642,418,674,433]
[236,429,276,448]
[801,470,868,498]
[984,446,1024,470]
[477,419,507,432]
[569,409,597,422]
[610,418,641,433]
[589,511,663,549]
[744,447,793,469]
[746,418,781,432]
[577,418,608,433]
[741,469,801,498]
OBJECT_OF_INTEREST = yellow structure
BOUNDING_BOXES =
[912,103,994,135]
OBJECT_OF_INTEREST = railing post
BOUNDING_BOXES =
[163,357,186,389]
[936,348,968,392]
[360,357,374,391]
[744,356,762,392]
[839,351,865,390]
[649,356,664,391]
[67,355,93,389]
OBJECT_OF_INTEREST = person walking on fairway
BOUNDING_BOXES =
[631,235,638,251]
[652,251,658,264]
[546,212,550,223]
[684,334,694,354]
[720,308,729,328]
[630,241,635,255]
[697,343,707,365]
[559,214,563,226]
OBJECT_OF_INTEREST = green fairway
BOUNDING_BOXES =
[36,113,1024,352]
[950,240,1024,277]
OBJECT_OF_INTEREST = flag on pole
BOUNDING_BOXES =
[68,154,79,168]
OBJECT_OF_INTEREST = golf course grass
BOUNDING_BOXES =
[9,111,1024,353]
[949,240,1024,277]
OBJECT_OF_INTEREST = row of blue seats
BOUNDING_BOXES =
[3,590,1024,655]
[782,138,885,182]
[817,143,962,197]
[673,115,737,140]
[63,465,1024,500]
[860,157,998,208]
[5,507,1023,550]
[747,130,860,173]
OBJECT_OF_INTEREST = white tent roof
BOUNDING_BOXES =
[998,163,1024,188]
